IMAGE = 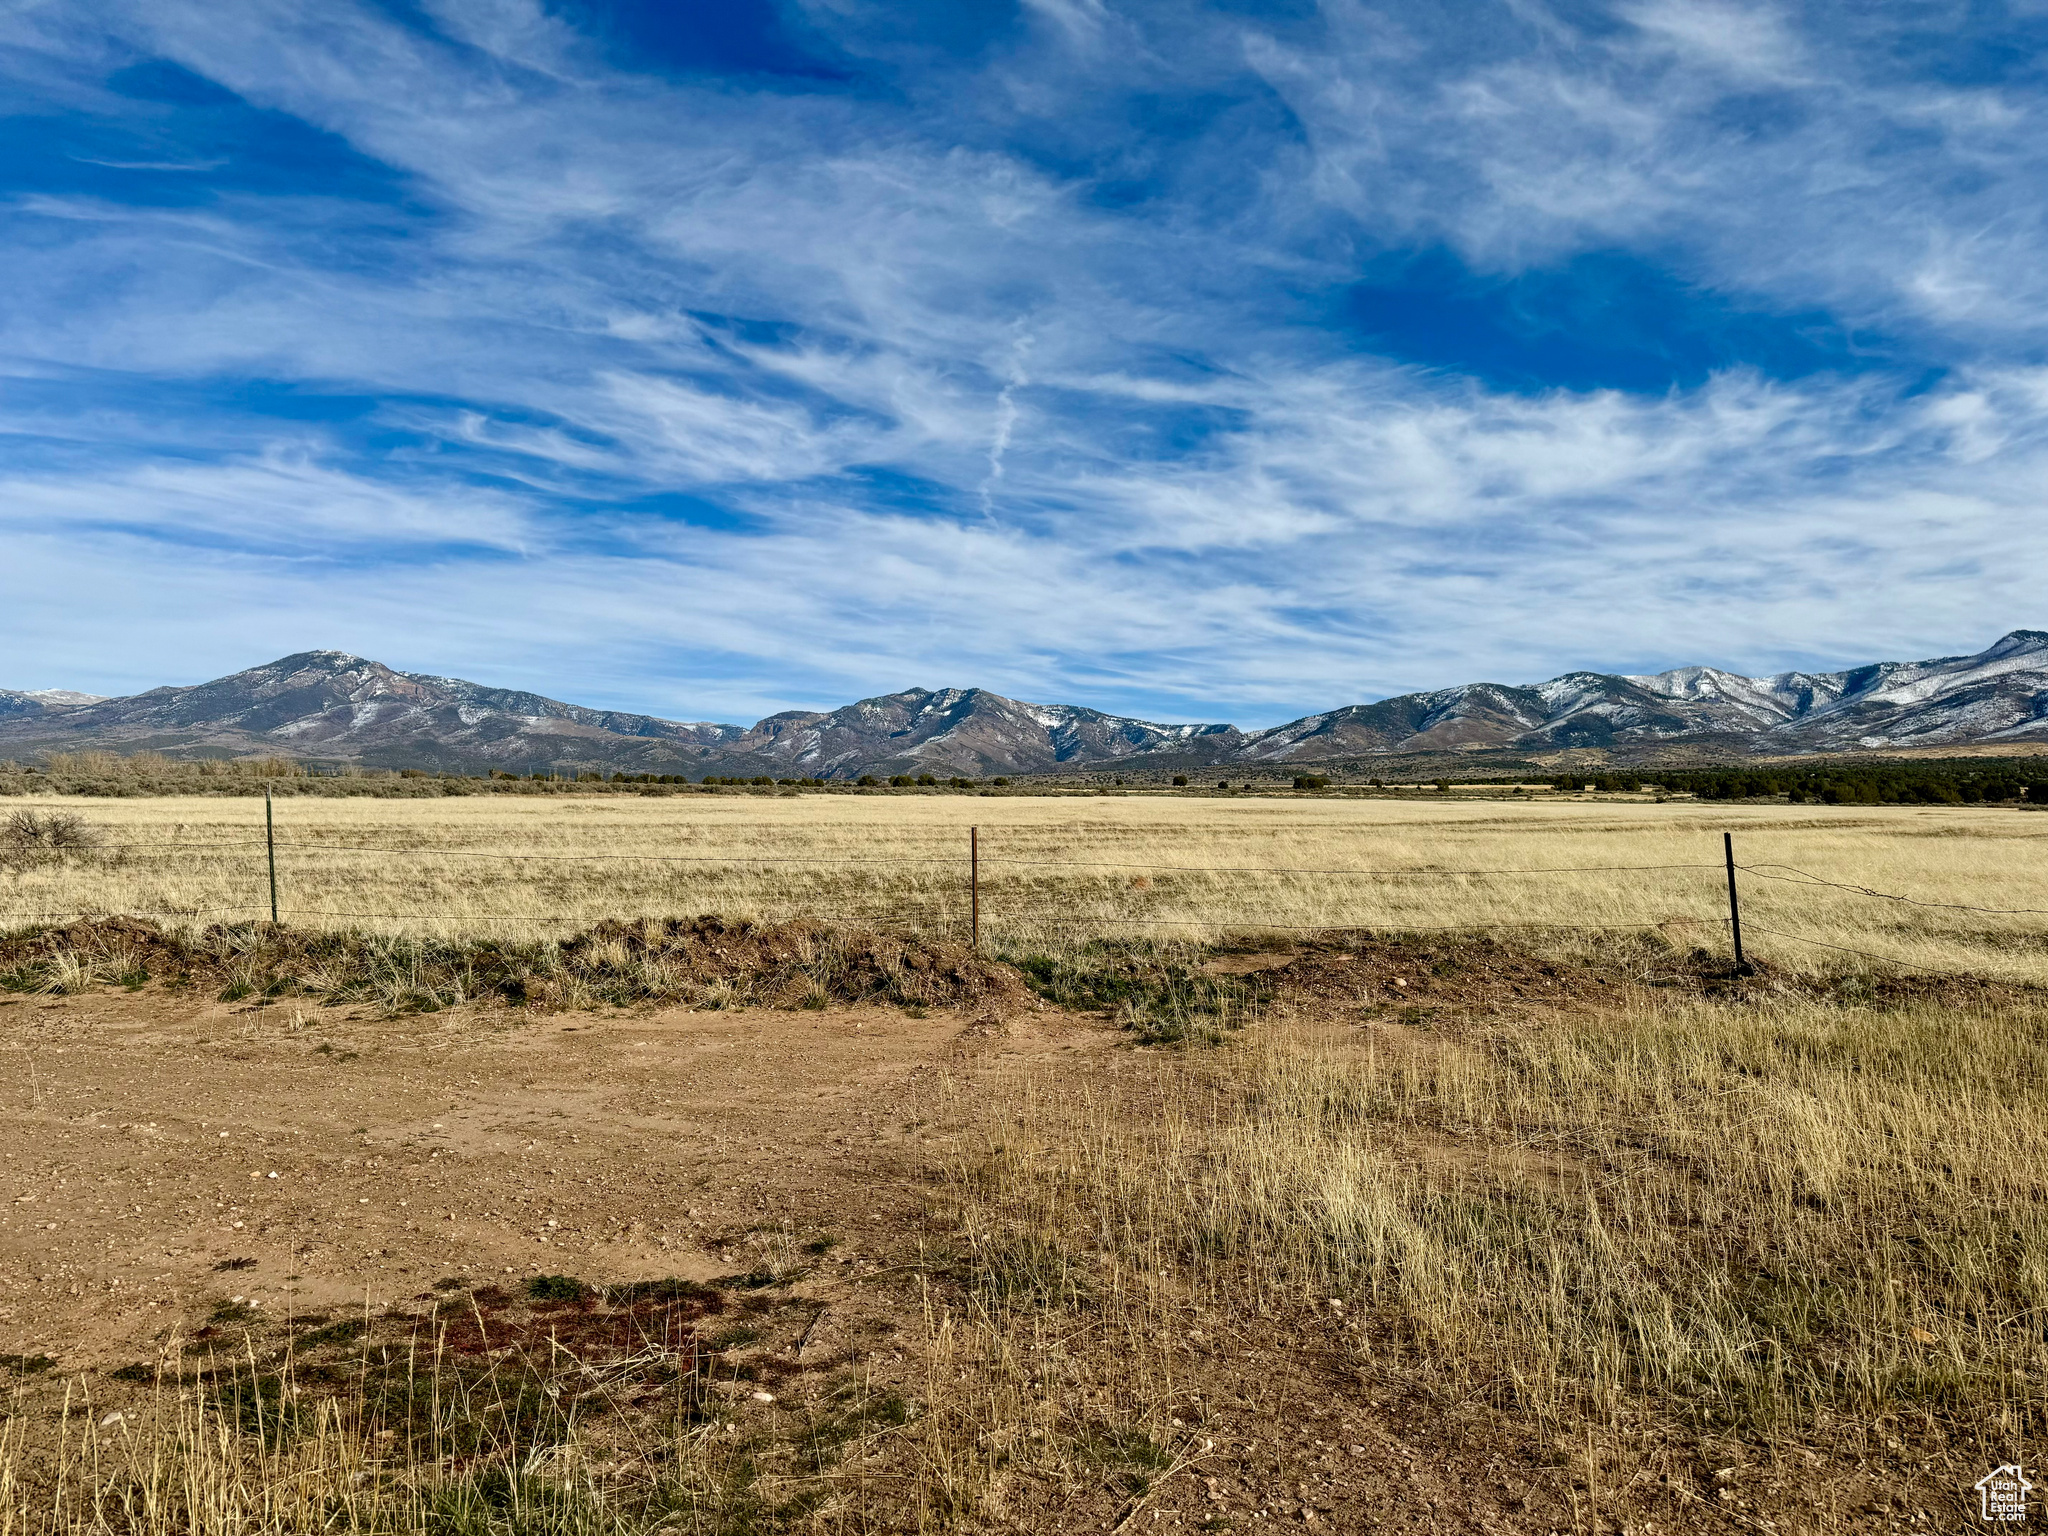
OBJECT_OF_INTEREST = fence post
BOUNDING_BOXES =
[970,825,980,952]
[266,785,279,927]
[1723,831,1749,976]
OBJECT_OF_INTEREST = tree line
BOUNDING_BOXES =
[1545,762,2048,803]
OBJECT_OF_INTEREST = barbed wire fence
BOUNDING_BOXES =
[1,792,2036,977]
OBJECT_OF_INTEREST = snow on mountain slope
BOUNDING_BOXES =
[722,688,1242,778]
[1601,631,2048,750]
[3,632,2044,775]
[0,659,1243,778]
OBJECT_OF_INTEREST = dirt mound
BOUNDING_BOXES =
[1258,929,2025,1025]
[1257,933,1640,1027]
[0,914,1028,1015]
[557,915,1028,1012]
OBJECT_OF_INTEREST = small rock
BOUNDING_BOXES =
[98,1411,124,1428]
[751,1389,776,1403]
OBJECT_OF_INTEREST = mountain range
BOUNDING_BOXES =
[3,633,2046,779]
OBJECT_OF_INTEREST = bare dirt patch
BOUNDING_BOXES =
[0,931,2011,1532]
[0,977,1576,1531]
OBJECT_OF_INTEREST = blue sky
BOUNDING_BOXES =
[4,0,2047,726]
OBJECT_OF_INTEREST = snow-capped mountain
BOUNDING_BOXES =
[0,687,108,722]
[0,653,745,773]
[1223,631,2048,760]
[727,688,1244,778]
[3,632,2045,776]
[0,653,1240,777]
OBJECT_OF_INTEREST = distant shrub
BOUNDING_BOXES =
[992,777,1009,786]
[1172,775,1188,786]
[857,775,879,786]
[1,810,101,868]
[916,774,938,786]
[1292,774,1329,790]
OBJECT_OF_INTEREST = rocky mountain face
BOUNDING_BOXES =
[0,653,746,774]
[4,633,2046,777]
[727,689,1244,778]
[1215,631,2048,763]
[0,652,1239,778]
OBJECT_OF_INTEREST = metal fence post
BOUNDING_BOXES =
[970,826,980,951]
[266,785,279,926]
[1723,831,1749,976]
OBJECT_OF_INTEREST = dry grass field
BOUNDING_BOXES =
[3,789,2046,977]
[2,791,2045,1532]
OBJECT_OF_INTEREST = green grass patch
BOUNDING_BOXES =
[1003,939,1269,1046]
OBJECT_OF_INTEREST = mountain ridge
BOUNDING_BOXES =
[3,634,2046,778]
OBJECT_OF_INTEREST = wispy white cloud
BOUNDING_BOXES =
[3,0,2046,722]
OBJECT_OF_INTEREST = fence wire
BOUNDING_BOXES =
[1,825,2037,978]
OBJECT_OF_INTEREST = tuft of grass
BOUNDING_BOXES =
[1005,939,1269,1046]
[606,1277,721,1305]
[962,1231,1092,1309]
[293,1318,367,1349]
[1075,1422,1173,1471]
[524,1273,587,1303]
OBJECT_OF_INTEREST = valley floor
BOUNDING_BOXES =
[3,934,2029,1533]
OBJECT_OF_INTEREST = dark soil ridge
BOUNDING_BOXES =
[0,914,1029,1014]
[1252,928,2030,1024]
[0,914,2018,1023]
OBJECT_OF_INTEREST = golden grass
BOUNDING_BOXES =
[945,997,2048,1446]
[4,1325,909,1536]
[4,792,2047,981]
[6,792,2048,1527]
